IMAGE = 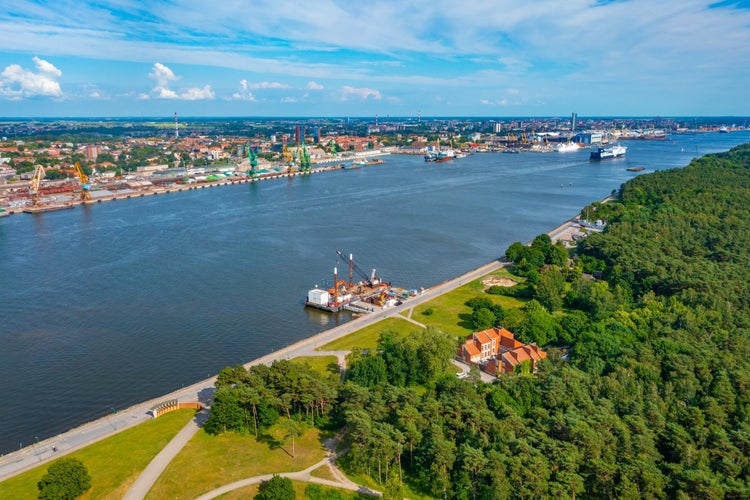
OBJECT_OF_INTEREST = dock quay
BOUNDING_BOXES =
[1,163,344,216]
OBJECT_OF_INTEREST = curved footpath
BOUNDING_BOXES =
[0,257,505,483]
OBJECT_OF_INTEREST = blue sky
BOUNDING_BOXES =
[0,0,749,117]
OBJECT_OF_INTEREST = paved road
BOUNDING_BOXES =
[0,258,504,482]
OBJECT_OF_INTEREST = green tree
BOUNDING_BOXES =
[303,484,347,499]
[535,267,565,312]
[471,308,495,330]
[37,458,91,500]
[505,241,526,263]
[203,388,244,434]
[347,353,388,388]
[382,474,405,500]
[515,299,558,346]
[44,169,65,180]
[255,474,295,500]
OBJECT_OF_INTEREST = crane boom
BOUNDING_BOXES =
[73,162,91,200]
[246,145,258,177]
[336,250,376,286]
[29,165,45,205]
[299,146,311,172]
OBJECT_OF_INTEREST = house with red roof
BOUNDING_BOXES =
[458,327,546,376]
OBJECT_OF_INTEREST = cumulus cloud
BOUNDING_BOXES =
[281,96,298,103]
[250,81,289,89]
[230,79,256,101]
[146,62,215,100]
[341,85,381,100]
[307,81,324,90]
[0,56,63,100]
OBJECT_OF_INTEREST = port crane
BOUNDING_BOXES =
[28,165,45,205]
[73,162,91,200]
[282,145,294,165]
[245,145,258,177]
[336,250,380,287]
[299,146,311,172]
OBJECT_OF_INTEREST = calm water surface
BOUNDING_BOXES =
[1,131,748,453]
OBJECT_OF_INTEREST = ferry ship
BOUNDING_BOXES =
[590,144,627,160]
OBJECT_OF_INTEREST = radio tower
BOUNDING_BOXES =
[174,112,179,139]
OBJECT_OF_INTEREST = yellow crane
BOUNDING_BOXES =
[29,165,45,205]
[282,145,294,165]
[73,162,91,200]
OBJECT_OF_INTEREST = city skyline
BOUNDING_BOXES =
[0,1,749,118]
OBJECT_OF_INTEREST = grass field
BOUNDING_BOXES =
[146,423,329,499]
[290,355,341,379]
[218,480,372,499]
[411,272,526,338]
[0,409,196,499]
[318,317,423,351]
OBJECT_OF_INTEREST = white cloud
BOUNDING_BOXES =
[281,96,297,103]
[250,81,289,89]
[480,98,508,106]
[0,56,63,100]
[0,2,749,113]
[230,79,256,101]
[147,62,215,100]
[341,85,381,101]
[149,62,178,89]
[180,85,214,100]
[306,81,324,90]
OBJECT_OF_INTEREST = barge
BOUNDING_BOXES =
[305,251,396,313]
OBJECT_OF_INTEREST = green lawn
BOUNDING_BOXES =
[147,423,329,499]
[290,355,341,379]
[411,274,526,339]
[218,480,372,499]
[318,317,422,352]
[0,409,196,499]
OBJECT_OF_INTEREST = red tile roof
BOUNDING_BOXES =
[464,343,480,356]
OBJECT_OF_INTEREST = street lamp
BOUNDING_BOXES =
[106,407,117,430]
[33,436,41,462]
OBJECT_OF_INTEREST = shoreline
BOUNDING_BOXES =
[0,257,503,481]
[0,209,587,481]
[1,152,392,216]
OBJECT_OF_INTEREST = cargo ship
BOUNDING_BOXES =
[425,149,455,162]
[590,144,627,160]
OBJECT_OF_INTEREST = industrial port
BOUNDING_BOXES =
[1,114,744,217]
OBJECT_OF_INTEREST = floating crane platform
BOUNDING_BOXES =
[304,251,399,313]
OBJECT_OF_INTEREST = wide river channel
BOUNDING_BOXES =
[1,131,749,454]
